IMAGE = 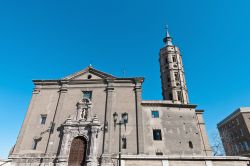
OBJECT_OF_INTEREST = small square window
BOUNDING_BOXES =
[83,91,92,100]
[153,129,162,140]
[151,111,159,118]
[40,115,47,125]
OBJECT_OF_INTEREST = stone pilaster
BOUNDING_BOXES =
[196,110,213,156]
[86,126,100,166]
[134,79,144,154]
[45,83,68,154]
[101,80,115,165]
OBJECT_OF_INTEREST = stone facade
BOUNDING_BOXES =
[218,107,250,157]
[7,31,250,166]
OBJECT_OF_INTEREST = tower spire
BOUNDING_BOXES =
[163,25,173,46]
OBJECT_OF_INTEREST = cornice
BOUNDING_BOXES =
[33,77,145,86]
[217,107,250,127]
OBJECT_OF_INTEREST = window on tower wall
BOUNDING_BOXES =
[177,91,182,101]
[165,58,168,64]
[174,72,179,81]
[172,55,177,62]
[169,93,173,100]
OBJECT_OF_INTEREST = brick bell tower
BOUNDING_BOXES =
[159,27,189,104]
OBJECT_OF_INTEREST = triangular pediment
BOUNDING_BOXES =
[62,66,116,80]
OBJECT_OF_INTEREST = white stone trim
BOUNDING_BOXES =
[162,160,169,166]
[205,160,213,166]
[121,160,125,166]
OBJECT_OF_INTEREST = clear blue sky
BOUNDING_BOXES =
[1,0,250,158]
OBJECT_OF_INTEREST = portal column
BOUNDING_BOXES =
[86,123,101,166]
[56,126,71,166]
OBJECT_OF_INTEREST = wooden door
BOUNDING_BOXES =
[68,137,86,166]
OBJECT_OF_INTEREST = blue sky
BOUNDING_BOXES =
[1,0,250,158]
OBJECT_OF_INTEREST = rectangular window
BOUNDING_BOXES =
[151,111,159,118]
[122,137,127,149]
[172,55,177,62]
[174,72,179,81]
[40,114,47,125]
[177,91,182,101]
[83,91,92,100]
[153,129,162,140]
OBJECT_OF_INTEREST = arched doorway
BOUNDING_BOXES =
[68,136,87,166]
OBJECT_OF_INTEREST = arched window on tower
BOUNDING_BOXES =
[165,58,168,64]
[177,91,182,101]
[172,55,177,62]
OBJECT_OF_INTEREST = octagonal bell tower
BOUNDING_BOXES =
[159,28,189,104]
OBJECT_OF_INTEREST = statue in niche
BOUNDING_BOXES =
[81,108,88,120]
[76,98,92,121]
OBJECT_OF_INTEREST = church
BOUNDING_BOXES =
[8,30,250,166]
